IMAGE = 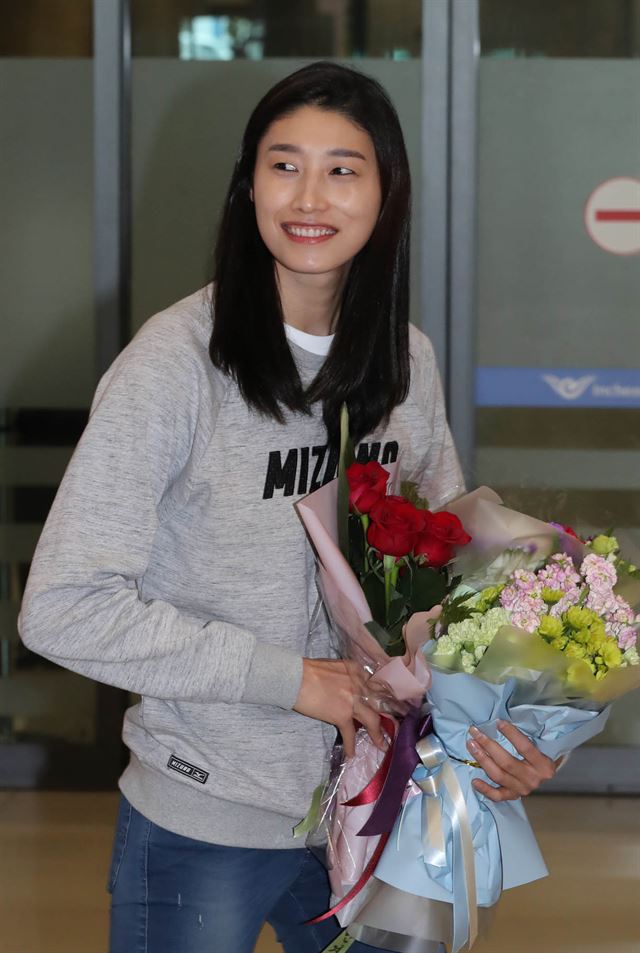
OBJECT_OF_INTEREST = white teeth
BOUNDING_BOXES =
[285,225,336,238]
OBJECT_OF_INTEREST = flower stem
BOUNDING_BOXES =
[361,515,370,573]
[383,553,396,626]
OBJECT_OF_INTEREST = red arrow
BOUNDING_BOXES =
[595,209,640,222]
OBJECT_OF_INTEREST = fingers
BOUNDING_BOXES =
[340,719,356,759]
[471,778,519,802]
[495,721,556,779]
[467,721,557,799]
[352,698,385,752]
[294,657,386,757]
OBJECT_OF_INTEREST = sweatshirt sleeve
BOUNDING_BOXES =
[18,314,303,709]
[409,326,467,508]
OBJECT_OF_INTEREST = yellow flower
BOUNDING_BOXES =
[565,606,597,630]
[587,623,607,652]
[538,615,564,639]
[600,641,623,669]
[541,587,565,604]
[550,635,569,651]
[590,535,618,556]
[565,642,588,660]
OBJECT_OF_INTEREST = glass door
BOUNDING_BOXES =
[0,2,129,788]
[129,0,427,335]
[474,0,640,790]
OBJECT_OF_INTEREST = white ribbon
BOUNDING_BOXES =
[414,736,478,953]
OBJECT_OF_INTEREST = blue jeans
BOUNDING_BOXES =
[107,795,398,953]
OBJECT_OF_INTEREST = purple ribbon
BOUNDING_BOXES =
[357,706,433,837]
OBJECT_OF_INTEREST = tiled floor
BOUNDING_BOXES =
[0,791,638,953]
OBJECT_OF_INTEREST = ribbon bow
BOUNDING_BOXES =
[309,707,433,924]
[413,735,479,953]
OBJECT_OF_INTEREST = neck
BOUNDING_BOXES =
[275,262,347,335]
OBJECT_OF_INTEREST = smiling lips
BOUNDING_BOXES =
[281,222,338,244]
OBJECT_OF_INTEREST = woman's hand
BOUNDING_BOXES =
[467,720,558,802]
[293,658,386,758]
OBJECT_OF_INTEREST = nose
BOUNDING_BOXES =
[292,171,330,213]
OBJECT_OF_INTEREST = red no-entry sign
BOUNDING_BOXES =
[584,177,640,255]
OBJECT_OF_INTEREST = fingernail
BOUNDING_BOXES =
[467,740,478,753]
[469,726,484,740]
[496,719,506,729]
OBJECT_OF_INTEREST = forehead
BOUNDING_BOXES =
[259,106,375,154]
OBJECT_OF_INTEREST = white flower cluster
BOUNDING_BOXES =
[432,607,511,673]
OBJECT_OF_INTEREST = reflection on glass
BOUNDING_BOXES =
[179,16,266,61]
[475,5,640,749]
[0,0,92,57]
[133,0,421,59]
[481,0,640,59]
[1,57,96,754]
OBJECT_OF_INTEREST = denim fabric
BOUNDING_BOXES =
[108,795,415,953]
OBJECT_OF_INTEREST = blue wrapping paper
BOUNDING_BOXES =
[373,661,610,911]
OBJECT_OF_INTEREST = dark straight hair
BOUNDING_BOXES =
[209,61,411,448]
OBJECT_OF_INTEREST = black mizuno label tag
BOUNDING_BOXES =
[167,755,209,784]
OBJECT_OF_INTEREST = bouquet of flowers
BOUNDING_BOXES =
[296,463,640,953]
[295,436,471,925]
[345,458,470,655]
[333,487,640,953]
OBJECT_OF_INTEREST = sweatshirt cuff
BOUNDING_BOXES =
[241,641,304,709]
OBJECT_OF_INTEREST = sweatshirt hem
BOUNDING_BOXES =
[119,754,307,850]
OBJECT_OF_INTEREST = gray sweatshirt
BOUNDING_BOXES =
[18,287,464,848]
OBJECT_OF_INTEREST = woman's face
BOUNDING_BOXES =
[252,106,382,282]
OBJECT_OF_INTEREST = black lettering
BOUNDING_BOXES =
[297,446,310,495]
[381,441,399,464]
[322,447,339,485]
[263,449,298,499]
[309,445,328,492]
[356,442,381,464]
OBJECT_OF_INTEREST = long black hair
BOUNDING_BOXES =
[210,61,411,447]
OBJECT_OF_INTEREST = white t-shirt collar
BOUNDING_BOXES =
[284,323,334,356]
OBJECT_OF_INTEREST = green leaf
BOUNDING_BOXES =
[362,572,387,628]
[388,588,409,630]
[348,513,365,573]
[439,592,476,628]
[337,404,355,561]
[400,480,430,510]
[410,565,448,611]
[365,619,392,652]
[386,620,408,656]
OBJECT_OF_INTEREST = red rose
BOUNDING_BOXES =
[368,496,426,558]
[346,461,389,514]
[428,511,472,546]
[415,510,472,568]
[414,535,454,568]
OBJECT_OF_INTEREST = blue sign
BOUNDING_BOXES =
[476,367,640,408]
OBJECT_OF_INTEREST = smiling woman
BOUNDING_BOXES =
[210,62,412,450]
[17,60,552,953]
[252,107,382,298]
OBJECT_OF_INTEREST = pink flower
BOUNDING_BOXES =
[512,570,540,594]
[511,610,542,633]
[581,553,617,591]
[617,626,639,651]
[586,589,618,617]
[537,554,580,592]
[549,587,583,617]
[499,586,520,610]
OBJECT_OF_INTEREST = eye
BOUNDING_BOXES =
[330,166,355,176]
[273,162,297,173]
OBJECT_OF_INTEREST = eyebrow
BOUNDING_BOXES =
[267,143,367,160]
